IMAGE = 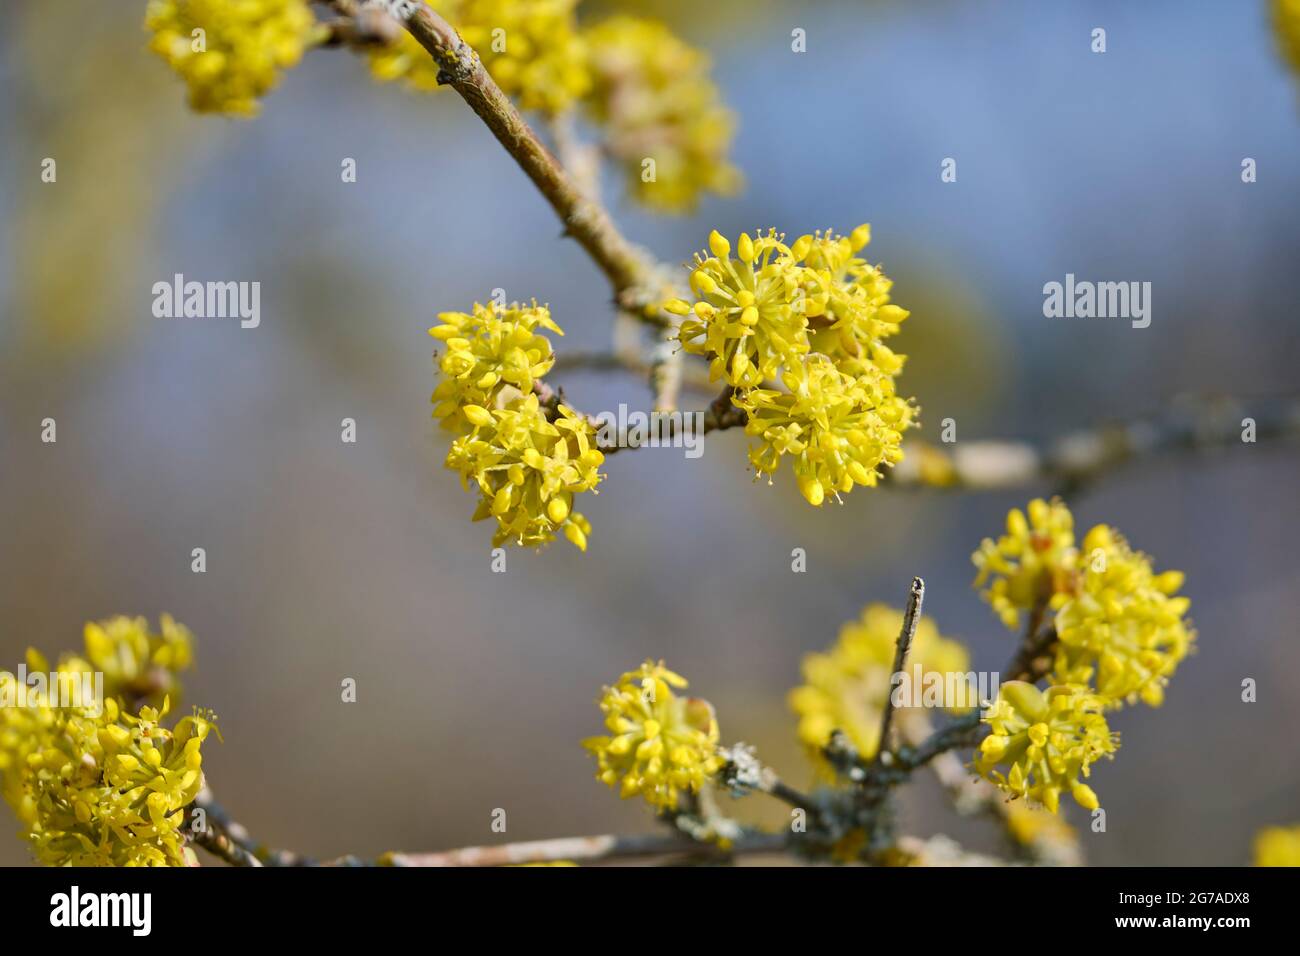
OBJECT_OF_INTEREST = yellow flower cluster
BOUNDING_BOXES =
[973,498,1194,707]
[668,227,915,506]
[369,0,590,114]
[734,357,913,507]
[433,300,603,550]
[973,497,1078,630]
[79,614,195,704]
[144,0,321,116]
[1053,524,1193,707]
[788,604,969,772]
[975,681,1115,814]
[431,301,562,432]
[1275,0,1300,74]
[1003,800,1077,852]
[0,617,214,866]
[972,499,1194,811]
[583,661,723,811]
[582,17,740,212]
[1254,824,1300,866]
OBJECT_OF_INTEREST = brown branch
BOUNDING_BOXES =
[190,827,264,867]
[350,1,659,310]
[191,788,308,867]
[551,349,717,396]
[592,383,745,454]
[1006,624,1059,684]
[888,392,1300,493]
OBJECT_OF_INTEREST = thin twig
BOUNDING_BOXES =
[649,332,684,412]
[893,709,985,771]
[189,826,265,867]
[192,789,308,866]
[595,383,745,454]
[355,1,659,311]
[889,392,1300,492]
[551,349,717,395]
[1006,624,1059,684]
[874,577,925,767]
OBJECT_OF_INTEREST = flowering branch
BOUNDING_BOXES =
[537,349,1300,491]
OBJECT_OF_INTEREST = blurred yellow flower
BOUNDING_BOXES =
[71,614,194,706]
[369,0,590,114]
[582,16,740,212]
[145,0,321,115]
[1003,800,1076,847]
[1254,824,1300,866]
[789,604,969,772]
[1275,0,1300,74]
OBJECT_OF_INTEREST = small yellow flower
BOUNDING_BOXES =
[145,0,321,116]
[71,614,195,706]
[583,661,722,810]
[445,393,603,550]
[792,226,910,379]
[972,497,1078,630]
[430,300,563,432]
[975,681,1116,813]
[1003,800,1076,848]
[369,0,590,114]
[1052,524,1194,707]
[582,17,740,212]
[735,355,913,506]
[789,604,969,772]
[675,229,810,388]
[514,860,578,866]
[1254,824,1300,866]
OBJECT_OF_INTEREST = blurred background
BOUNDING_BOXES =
[1,0,1297,866]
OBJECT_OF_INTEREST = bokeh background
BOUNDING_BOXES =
[1,0,1297,866]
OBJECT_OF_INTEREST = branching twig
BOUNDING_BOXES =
[889,392,1300,493]
[594,383,745,454]
[348,1,661,312]
[893,710,985,771]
